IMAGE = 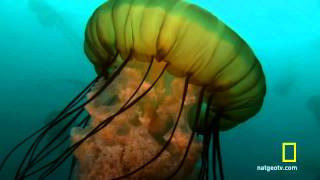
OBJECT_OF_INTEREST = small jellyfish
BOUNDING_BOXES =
[28,0,61,27]
[273,62,296,96]
[273,76,296,96]
[0,0,266,179]
[307,95,320,121]
[28,0,81,48]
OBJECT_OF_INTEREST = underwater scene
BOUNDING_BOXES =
[0,0,319,179]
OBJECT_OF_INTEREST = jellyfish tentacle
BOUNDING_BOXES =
[15,108,86,180]
[198,95,214,180]
[210,112,224,180]
[201,94,212,180]
[83,59,157,139]
[28,108,84,162]
[29,108,85,164]
[212,126,217,180]
[38,63,168,179]
[32,60,167,179]
[13,53,131,179]
[123,57,155,108]
[30,52,121,145]
[212,118,217,180]
[204,139,211,179]
[2,61,101,173]
[25,115,90,180]
[36,53,123,134]
[200,132,210,180]
[24,53,121,160]
[16,107,85,176]
[167,86,206,179]
[32,134,69,164]
[23,115,90,180]
[58,74,101,113]
[68,157,76,180]
[29,113,88,169]
[0,75,98,174]
[212,114,224,180]
[69,58,156,150]
[217,136,224,180]
[167,122,196,178]
[113,75,191,180]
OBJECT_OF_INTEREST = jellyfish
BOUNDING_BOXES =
[0,0,266,179]
[273,75,296,96]
[273,61,296,96]
[307,95,320,121]
[28,0,61,27]
[28,0,81,48]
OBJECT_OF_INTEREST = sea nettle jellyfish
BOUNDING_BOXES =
[0,0,266,179]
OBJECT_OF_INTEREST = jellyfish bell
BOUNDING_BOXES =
[0,0,266,179]
[84,0,266,130]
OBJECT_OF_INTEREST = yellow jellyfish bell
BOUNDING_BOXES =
[84,0,266,131]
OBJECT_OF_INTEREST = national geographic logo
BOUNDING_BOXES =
[282,142,297,163]
[256,142,298,172]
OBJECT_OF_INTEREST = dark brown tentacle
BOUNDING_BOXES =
[212,112,224,180]
[166,87,206,179]
[36,60,167,179]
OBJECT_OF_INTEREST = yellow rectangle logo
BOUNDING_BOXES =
[282,142,296,163]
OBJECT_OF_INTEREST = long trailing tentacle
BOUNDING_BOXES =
[209,110,224,180]
[113,75,191,180]
[36,60,167,180]
[19,58,162,179]
[11,52,135,180]
[68,158,77,180]
[213,122,217,180]
[0,74,99,173]
[203,133,211,180]
[166,86,207,179]
[212,112,224,180]
[28,108,86,166]
[198,94,214,180]
[199,133,210,180]
[217,127,224,180]
[217,133,224,180]
[15,105,87,179]
[15,53,124,179]
[21,107,87,177]
[15,101,87,179]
